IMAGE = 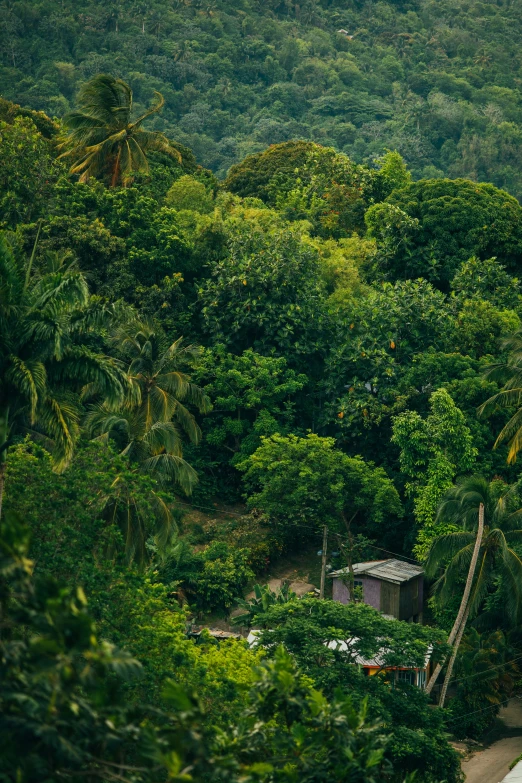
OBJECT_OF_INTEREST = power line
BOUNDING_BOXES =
[448,651,522,687]
[445,696,516,725]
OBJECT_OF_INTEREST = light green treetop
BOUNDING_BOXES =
[392,388,477,558]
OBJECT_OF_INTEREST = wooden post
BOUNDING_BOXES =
[319,525,328,599]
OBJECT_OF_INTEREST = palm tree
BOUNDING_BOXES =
[0,234,129,517]
[59,74,180,188]
[425,476,522,706]
[452,628,519,716]
[85,324,211,495]
[96,470,174,566]
[479,329,522,463]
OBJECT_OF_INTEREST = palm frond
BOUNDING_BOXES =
[6,357,47,423]
[130,91,165,128]
[142,452,198,495]
[36,394,80,471]
[425,531,475,579]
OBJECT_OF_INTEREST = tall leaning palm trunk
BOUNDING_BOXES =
[439,604,471,708]
[425,503,484,695]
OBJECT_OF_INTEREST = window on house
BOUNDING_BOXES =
[352,580,363,602]
[396,669,416,686]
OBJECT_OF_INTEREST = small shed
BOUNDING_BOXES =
[329,559,424,623]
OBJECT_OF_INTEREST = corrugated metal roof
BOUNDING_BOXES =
[330,558,423,584]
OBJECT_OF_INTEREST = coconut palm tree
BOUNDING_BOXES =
[479,329,522,464]
[85,324,211,495]
[59,74,180,187]
[425,476,522,705]
[96,469,174,566]
[0,234,129,517]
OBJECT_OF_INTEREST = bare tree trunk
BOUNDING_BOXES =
[439,604,470,708]
[341,511,356,602]
[425,502,484,694]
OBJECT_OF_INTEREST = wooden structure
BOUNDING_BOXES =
[326,638,431,689]
[329,559,424,623]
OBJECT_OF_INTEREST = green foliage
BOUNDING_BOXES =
[226,141,374,238]
[190,541,254,614]
[392,388,477,557]
[372,150,412,202]
[7,0,522,201]
[5,10,522,766]
[0,511,153,782]
[85,324,211,496]
[328,278,452,442]
[0,233,128,474]
[1,511,413,783]
[166,174,214,213]
[4,439,175,573]
[452,299,520,359]
[426,476,522,623]
[225,141,321,201]
[479,329,522,464]
[451,256,521,311]
[255,599,461,783]
[219,645,402,783]
[158,539,254,614]
[367,179,522,286]
[191,345,307,498]
[258,598,445,672]
[448,628,520,739]
[3,439,261,717]
[199,223,328,357]
[240,432,403,549]
[232,582,298,627]
[0,116,61,228]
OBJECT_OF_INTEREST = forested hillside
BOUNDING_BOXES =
[3,0,522,192]
[3,2,522,781]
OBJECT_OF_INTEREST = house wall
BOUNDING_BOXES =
[332,577,350,603]
[398,575,424,621]
[380,580,400,617]
[332,576,381,610]
[362,576,381,610]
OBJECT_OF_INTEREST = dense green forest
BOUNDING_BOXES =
[3,0,522,192]
[3,1,522,781]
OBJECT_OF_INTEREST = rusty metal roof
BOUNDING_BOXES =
[330,558,423,584]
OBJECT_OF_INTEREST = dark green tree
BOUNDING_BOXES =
[240,432,403,548]
[366,179,522,287]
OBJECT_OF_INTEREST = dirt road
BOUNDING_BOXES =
[462,700,522,783]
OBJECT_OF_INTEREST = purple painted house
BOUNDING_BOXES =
[329,559,424,623]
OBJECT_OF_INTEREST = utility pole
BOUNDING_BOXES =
[319,525,328,599]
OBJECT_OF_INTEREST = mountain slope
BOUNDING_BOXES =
[2,0,522,190]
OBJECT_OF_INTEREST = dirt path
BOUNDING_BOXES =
[462,699,522,783]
